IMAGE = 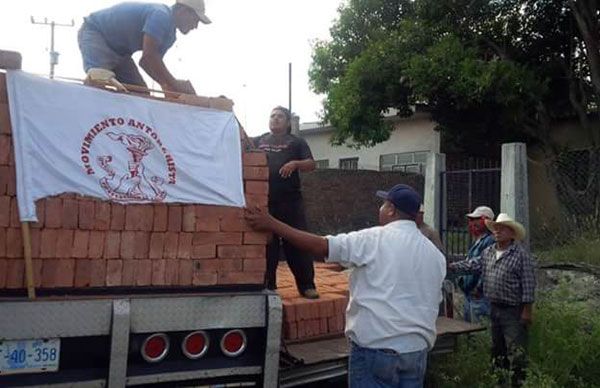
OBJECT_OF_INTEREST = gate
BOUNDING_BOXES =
[440,159,501,261]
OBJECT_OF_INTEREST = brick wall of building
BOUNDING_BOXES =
[301,169,424,235]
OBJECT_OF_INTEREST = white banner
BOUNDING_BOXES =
[7,71,245,222]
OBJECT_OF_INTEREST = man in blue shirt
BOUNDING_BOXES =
[78,0,211,94]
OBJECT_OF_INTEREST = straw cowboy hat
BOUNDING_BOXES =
[485,213,527,241]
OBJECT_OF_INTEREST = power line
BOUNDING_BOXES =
[31,17,75,79]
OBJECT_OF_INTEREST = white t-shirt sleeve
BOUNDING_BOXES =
[326,228,376,267]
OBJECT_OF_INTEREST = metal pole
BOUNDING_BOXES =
[31,17,74,79]
[288,62,292,113]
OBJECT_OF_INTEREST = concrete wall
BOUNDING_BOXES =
[300,113,440,171]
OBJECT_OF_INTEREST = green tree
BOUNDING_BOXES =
[309,0,599,156]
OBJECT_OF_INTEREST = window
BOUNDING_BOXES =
[315,159,329,169]
[339,157,359,170]
[380,151,428,173]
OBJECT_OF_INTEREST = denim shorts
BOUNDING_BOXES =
[349,341,428,387]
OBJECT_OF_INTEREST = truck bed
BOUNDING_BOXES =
[279,317,484,387]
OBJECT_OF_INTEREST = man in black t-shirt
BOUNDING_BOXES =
[252,106,319,299]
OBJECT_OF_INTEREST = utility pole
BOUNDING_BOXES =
[31,17,74,79]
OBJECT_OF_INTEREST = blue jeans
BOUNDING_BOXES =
[349,342,428,388]
[463,295,491,323]
[77,21,146,87]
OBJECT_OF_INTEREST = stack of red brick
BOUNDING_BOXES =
[0,71,271,290]
[277,262,350,342]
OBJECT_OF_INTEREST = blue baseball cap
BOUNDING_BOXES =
[376,184,421,217]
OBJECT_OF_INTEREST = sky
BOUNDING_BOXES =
[0,0,343,136]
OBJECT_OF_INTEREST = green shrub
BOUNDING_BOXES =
[429,283,600,387]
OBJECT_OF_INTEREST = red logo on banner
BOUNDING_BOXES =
[80,118,177,202]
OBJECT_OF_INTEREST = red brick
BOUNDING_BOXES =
[178,260,193,286]
[217,271,264,285]
[122,260,136,285]
[153,204,168,231]
[78,200,95,230]
[245,181,269,195]
[6,259,24,288]
[126,205,153,231]
[164,260,179,285]
[6,228,22,258]
[94,202,111,230]
[56,230,74,258]
[134,232,149,259]
[0,75,6,103]
[168,206,182,232]
[243,232,271,245]
[318,296,336,318]
[328,315,345,333]
[178,233,193,259]
[283,322,298,340]
[245,194,268,208]
[243,166,269,181]
[74,260,92,287]
[192,269,218,286]
[134,259,151,286]
[55,259,75,287]
[72,231,89,258]
[41,259,58,287]
[0,195,9,227]
[218,258,243,271]
[220,216,252,232]
[103,232,120,259]
[0,166,9,195]
[9,196,19,227]
[282,299,297,323]
[29,228,40,259]
[193,232,242,246]
[0,227,6,257]
[106,260,123,286]
[149,232,165,259]
[0,103,11,134]
[192,259,219,272]
[141,206,154,231]
[182,205,196,232]
[333,296,349,316]
[120,231,135,259]
[194,206,220,232]
[218,245,244,259]
[0,135,10,165]
[296,320,308,339]
[44,198,61,228]
[244,245,266,259]
[243,258,266,272]
[32,259,43,287]
[5,166,15,196]
[242,152,267,166]
[88,231,105,259]
[151,259,166,285]
[111,204,125,230]
[191,244,216,259]
[90,259,107,287]
[163,232,179,259]
[39,229,57,259]
[31,200,45,229]
[62,199,79,229]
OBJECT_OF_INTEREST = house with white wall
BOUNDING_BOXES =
[296,109,440,173]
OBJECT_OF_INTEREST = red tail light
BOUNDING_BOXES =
[141,333,169,363]
[182,331,210,359]
[220,329,247,357]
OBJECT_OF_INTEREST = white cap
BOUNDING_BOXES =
[177,0,212,24]
[466,206,494,220]
[485,213,526,240]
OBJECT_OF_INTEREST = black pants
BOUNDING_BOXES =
[490,303,529,387]
[266,198,315,292]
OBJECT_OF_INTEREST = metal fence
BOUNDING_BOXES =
[441,158,501,260]
[529,148,600,261]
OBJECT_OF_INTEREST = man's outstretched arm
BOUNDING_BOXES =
[245,207,328,258]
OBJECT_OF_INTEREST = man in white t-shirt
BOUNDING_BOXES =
[245,184,446,387]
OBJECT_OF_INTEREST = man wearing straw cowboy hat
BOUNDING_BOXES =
[78,0,211,94]
[449,213,535,387]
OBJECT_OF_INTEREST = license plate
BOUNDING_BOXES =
[0,339,60,375]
